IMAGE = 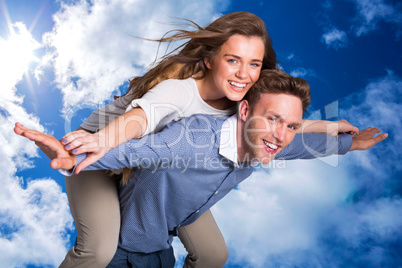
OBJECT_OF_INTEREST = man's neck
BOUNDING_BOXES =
[236,115,247,163]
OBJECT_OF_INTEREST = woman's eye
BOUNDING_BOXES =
[269,117,276,122]
[228,59,237,63]
[251,63,260,67]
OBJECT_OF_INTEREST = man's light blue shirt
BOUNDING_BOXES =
[70,114,352,253]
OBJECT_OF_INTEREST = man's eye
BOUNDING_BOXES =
[269,117,277,122]
[288,125,295,130]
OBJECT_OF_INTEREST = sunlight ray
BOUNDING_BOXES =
[0,0,12,27]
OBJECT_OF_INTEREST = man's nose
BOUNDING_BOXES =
[273,124,286,142]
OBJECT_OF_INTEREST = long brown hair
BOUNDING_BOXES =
[120,12,277,184]
[124,11,276,101]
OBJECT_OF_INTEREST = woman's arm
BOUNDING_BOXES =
[60,107,147,170]
[60,79,193,170]
[297,119,359,136]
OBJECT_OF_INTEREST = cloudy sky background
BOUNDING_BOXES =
[1,0,401,267]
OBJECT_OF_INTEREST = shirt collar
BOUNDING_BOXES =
[219,114,239,167]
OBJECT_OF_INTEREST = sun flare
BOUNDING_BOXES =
[0,22,42,97]
[1,22,41,72]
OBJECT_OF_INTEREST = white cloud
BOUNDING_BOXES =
[354,0,402,36]
[290,67,316,78]
[286,53,295,61]
[41,0,229,117]
[339,71,402,182]
[212,159,352,267]
[211,71,402,267]
[319,0,401,43]
[0,22,73,267]
[0,22,41,103]
[321,28,348,49]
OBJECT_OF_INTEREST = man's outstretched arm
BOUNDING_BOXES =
[14,121,164,174]
[14,116,215,174]
[276,126,388,160]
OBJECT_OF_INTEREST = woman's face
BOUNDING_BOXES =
[205,34,265,101]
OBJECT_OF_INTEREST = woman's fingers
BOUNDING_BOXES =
[75,154,101,174]
[63,133,98,151]
[339,120,359,135]
[69,141,100,154]
[61,130,90,145]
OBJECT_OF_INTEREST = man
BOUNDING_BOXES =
[14,70,387,267]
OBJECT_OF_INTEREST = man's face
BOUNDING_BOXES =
[240,93,303,164]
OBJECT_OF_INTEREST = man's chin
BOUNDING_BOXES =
[257,155,275,165]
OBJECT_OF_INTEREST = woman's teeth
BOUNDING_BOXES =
[229,81,246,88]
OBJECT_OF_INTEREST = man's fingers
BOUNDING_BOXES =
[360,127,380,136]
[14,122,30,135]
[50,159,59,169]
[50,157,74,170]
[20,130,42,142]
[373,133,388,145]
[14,124,22,135]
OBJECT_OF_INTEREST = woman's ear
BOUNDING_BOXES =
[238,100,250,122]
[204,57,212,69]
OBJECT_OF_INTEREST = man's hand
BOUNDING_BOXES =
[350,127,388,151]
[14,122,77,170]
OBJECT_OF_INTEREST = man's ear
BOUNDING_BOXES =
[238,100,250,122]
[204,57,212,69]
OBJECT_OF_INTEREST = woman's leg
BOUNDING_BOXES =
[59,170,121,268]
[178,209,228,268]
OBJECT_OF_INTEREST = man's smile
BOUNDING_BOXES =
[263,139,280,154]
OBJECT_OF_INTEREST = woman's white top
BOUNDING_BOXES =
[80,78,235,135]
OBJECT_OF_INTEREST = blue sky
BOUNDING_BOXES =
[1,0,401,267]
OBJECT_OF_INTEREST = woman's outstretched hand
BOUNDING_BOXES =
[14,122,76,171]
[60,130,110,173]
[332,119,360,136]
[300,119,360,136]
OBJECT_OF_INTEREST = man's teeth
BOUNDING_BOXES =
[229,81,246,88]
[264,140,278,150]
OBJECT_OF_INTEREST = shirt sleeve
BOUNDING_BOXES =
[125,79,193,136]
[63,115,219,175]
[80,93,133,133]
[275,133,353,160]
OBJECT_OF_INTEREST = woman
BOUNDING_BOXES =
[58,11,357,268]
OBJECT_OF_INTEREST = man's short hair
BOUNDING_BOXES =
[244,69,311,114]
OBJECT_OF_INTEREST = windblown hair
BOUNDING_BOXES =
[120,12,277,184]
[123,11,276,102]
[244,69,311,114]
